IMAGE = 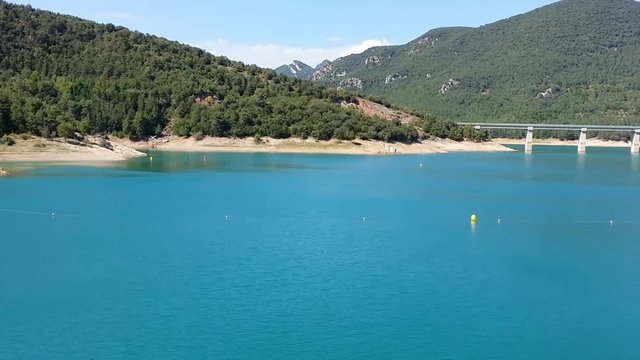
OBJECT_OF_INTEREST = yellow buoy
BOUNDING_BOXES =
[471,214,477,222]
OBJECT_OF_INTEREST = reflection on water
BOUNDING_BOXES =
[576,153,587,183]
[2,147,640,184]
[576,152,587,169]
[0,151,336,178]
[523,151,533,181]
[115,151,325,174]
[498,145,640,187]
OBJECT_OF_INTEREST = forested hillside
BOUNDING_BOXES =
[312,0,640,126]
[0,1,424,142]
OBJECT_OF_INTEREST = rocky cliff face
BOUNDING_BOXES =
[311,62,335,81]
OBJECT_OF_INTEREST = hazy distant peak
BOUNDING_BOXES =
[316,59,331,70]
[274,60,314,79]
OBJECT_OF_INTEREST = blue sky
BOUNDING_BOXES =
[11,0,559,68]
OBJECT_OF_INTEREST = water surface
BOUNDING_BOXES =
[1,147,639,359]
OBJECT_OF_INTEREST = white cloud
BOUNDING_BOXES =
[95,12,141,21]
[341,40,392,58]
[193,39,392,69]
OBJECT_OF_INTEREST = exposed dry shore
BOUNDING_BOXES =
[116,136,513,155]
[493,138,632,148]
[0,135,146,164]
[0,135,513,175]
[3,135,633,174]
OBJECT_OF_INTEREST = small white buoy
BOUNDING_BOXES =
[225,215,229,221]
[362,217,366,222]
[51,212,56,218]
[149,156,153,161]
[419,163,423,168]
[497,218,502,224]
[610,220,614,226]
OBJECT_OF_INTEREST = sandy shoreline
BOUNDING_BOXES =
[1,133,635,176]
[116,136,513,155]
[1,135,634,170]
[0,135,512,175]
[0,136,146,164]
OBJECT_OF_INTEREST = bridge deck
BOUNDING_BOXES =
[458,123,640,132]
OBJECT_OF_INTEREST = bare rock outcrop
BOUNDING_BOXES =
[337,77,363,90]
[439,79,461,94]
[535,86,561,99]
[408,36,439,55]
[341,98,420,125]
[385,73,407,84]
[195,92,221,105]
[311,63,333,81]
[365,56,382,66]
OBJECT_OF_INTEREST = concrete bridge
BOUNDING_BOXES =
[458,123,640,154]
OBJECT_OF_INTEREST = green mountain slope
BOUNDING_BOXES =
[313,0,640,125]
[0,1,419,142]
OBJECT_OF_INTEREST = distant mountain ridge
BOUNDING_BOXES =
[316,60,331,70]
[275,59,332,80]
[310,0,640,125]
[274,60,314,79]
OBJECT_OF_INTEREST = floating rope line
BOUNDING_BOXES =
[480,219,640,226]
[0,208,82,217]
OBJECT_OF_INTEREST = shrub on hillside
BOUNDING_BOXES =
[56,121,75,139]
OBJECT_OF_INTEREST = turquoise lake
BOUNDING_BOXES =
[1,146,640,359]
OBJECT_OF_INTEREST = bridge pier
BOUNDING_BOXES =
[632,130,640,154]
[525,127,534,153]
[578,128,588,153]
